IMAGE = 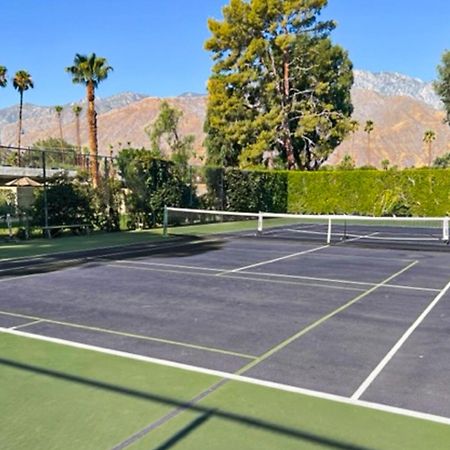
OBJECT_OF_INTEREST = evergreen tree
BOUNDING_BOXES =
[205,0,353,170]
[434,50,450,124]
[433,152,450,168]
[146,101,194,180]
[0,66,7,88]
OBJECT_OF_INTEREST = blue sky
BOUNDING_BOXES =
[1,0,449,107]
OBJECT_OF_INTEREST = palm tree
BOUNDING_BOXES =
[72,104,83,150]
[13,70,34,164]
[0,66,7,88]
[423,130,436,167]
[55,105,64,144]
[349,119,359,161]
[65,53,113,186]
[364,120,374,166]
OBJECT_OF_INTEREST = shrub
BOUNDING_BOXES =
[32,174,94,232]
[116,148,195,228]
[204,167,288,213]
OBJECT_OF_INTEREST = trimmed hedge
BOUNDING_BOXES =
[204,167,450,217]
[204,167,288,213]
[288,169,450,217]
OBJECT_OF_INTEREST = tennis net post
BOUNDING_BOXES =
[257,212,263,236]
[163,205,168,238]
[327,218,332,244]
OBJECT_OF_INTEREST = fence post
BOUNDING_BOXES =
[42,150,50,237]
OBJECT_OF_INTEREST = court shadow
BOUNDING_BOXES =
[0,357,375,450]
[0,237,226,279]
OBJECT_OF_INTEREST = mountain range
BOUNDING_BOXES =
[0,70,449,168]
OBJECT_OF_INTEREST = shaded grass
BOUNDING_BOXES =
[134,382,450,450]
[167,218,259,237]
[0,333,216,450]
[1,333,449,450]
[0,229,165,260]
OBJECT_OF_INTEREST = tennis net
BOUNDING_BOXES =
[163,207,450,250]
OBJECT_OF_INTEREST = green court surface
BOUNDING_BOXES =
[0,229,164,260]
[1,333,449,450]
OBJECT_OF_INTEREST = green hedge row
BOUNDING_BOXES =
[204,167,288,213]
[205,167,450,217]
[287,169,450,217]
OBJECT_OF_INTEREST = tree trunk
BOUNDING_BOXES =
[282,54,296,170]
[76,115,81,150]
[17,91,23,166]
[282,121,296,170]
[86,81,99,186]
[58,115,64,143]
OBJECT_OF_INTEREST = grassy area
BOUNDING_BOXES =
[167,218,260,236]
[1,333,449,450]
[0,229,165,260]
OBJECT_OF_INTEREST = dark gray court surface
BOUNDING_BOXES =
[1,235,449,420]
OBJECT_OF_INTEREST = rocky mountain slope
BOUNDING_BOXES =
[353,70,442,110]
[0,71,449,168]
[328,89,450,167]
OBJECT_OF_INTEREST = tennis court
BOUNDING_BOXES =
[1,216,450,449]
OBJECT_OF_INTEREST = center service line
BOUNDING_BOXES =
[236,260,419,376]
[352,279,450,400]
[216,244,330,275]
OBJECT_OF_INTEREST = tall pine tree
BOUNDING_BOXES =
[434,50,450,124]
[205,0,353,170]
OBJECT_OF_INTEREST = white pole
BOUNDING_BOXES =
[327,218,332,244]
[257,212,263,236]
[443,218,449,242]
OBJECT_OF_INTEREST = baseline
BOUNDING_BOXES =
[2,327,449,427]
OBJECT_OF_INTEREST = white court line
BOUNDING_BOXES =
[0,239,164,263]
[108,263,365,292]
[352,279,450,400]
[0,310,255,360]
[1,327,449,426]
[340,231,379,243]
[0,238,218,274]
[0,238,222,281]
[0,270,64,284]
[112,259,438,293]
[217,244,330,275]
[241,270,440,293]
[114,260,221,272]
[234,261,419,375]
[10,320,44,330]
